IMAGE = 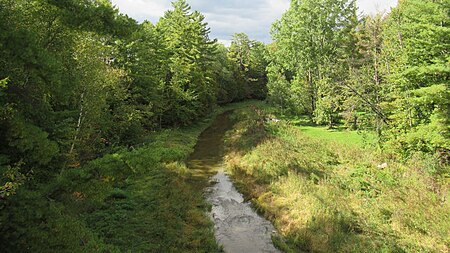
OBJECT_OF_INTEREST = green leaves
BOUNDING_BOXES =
[227,33,269,100]
[6,115,59,166]
[268,0,358,124]
[0,160,27,199]
[0,78,7,89]
[382,0,450,154]
[268,0,449,155]
[155,0,218,125]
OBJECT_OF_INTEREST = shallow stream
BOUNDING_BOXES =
[187,111,280,253]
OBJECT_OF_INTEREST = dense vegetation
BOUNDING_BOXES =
[0,0,266,251]
[0,0,268,196]
[267,0,449,157]
[224,106,448,252]
[0,0,448,252]
[1,120,222,252]
[253,2,448,251]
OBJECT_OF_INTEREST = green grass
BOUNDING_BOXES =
[280,115,376,148]
[1,124,221,252]
[296,125,374,147]
[0,100,262,252]
[223,106,450,253]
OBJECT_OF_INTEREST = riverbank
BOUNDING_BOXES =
[0,101,262,252]
[223,106,449,253]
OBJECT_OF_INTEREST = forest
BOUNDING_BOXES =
[0,0,448,252]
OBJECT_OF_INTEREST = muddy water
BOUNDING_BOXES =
[187,111,280,253]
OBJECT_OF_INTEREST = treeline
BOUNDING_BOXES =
[0,0,268,197]
[267,0,449,157]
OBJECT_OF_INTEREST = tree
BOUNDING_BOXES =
[382,0,450,154]
[248,41,269,99]
[156,0,218,125]
[269,0,358,126]
[65,32,129,163]
[228,33,269,100]
[0,0,140,177]
[212,44,240,104]
[341,14,388,135]
[116,21,168,130]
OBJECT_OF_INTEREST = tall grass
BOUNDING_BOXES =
[224,106,449,253]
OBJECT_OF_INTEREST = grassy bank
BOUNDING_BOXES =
[1,118,219,252]
[0,100,263,252]
[224,106,449,253]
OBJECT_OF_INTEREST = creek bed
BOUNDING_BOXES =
[187,111,280,253]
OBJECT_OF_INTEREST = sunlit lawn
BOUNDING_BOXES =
[279,115,376,147]
[296,125,375,147]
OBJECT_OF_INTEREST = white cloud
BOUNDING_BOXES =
[357,0,398,15]
[110,0,171,23]
[110,0,397,43]
[217,39,232,47]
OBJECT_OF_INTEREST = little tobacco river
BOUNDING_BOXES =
[187,111,280,253]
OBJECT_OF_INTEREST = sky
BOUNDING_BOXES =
[110,0,398,45]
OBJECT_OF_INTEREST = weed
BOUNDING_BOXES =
[224,106,450,253]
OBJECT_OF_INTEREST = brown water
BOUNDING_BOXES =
[187,111,280,253]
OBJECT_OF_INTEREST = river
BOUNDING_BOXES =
[187,111,280,253]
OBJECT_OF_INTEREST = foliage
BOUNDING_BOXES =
[268,0,358,126]
[0,112,224,252]
[228,33,269,100]
[1,0,448,251]
[267,0,449,157]
[224,106,449,253]
[155,0,218,125]
[381,0,450,155]
[0,0,258,251]
[0,0,267,193]
[0,161,26,199]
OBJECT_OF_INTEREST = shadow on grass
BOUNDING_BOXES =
[225,106,274,155]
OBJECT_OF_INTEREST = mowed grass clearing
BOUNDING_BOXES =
[279,115,377,148]
[296,125,375,147]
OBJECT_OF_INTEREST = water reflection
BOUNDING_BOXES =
[187,111,280,253]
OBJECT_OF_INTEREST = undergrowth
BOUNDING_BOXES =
[0,100,264,252]
[0,128,219,252]
[224,106,449,253]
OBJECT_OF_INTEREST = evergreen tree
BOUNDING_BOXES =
[382,0,450,154]
[156,0,218,125]
[228,33,269,100]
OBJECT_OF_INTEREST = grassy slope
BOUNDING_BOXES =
[224,106,449,253]
[1,117,220,252]
[0,100,264,252]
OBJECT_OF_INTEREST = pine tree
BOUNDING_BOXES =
[156,0,217,125]
[382,0,450,154]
